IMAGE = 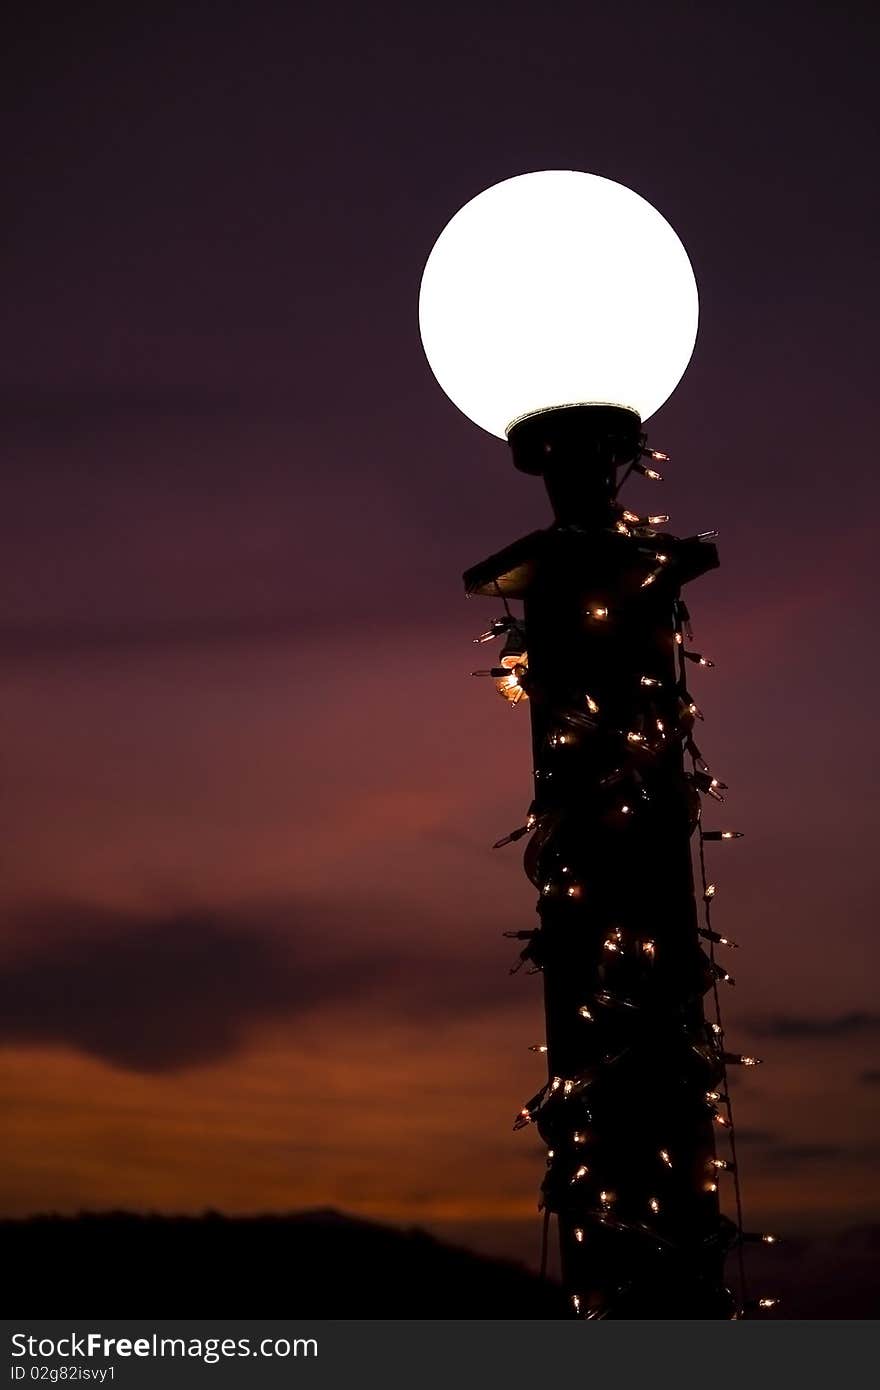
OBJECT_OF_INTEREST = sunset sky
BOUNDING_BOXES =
[2,1,878,1297]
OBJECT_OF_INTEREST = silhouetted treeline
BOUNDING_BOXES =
[5,1209,567,1317]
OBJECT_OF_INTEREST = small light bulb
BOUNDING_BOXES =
[566,884,580,898]
[550,1077,562,1091]
[599,1190,615,1207]
[590,605,608,620]
[573,1131,587,1145]
[705,1180,718,1193]
[529,1043,548,1054]
[572,1165,589,1183]
[640,675,661,687]
[646,448,669,462]
[711,1023,723,1036]
[705,883,717,899]
[572,1294,581,1313]
[659,1149,672,1167]
[649,1197,660,1214]
[626,730,645,744]
[705,1089,722,1103]
[674,631,683,645]
[641,939,656,957]
[656,552,669,564]
[621,510,640,524]
[643,467,663,481]
[710,1158,730,1170]
[574,1227,584,1243]
[762,1234,778,1245]
[641,572,657,587]
[578,1006,594,1021]
[647,513,669,525]
[758,1297,779,1310]
[615,520,631,535]
[586,694,600,714]
[714,1113,731,1128]
[740,1056,762,1067]
[620,803,631,814]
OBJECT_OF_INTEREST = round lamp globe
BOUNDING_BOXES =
[418,170,699,439]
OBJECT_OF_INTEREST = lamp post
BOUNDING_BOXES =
[419,172,772,1319]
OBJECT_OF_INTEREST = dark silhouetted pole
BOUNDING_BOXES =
[465,405,741,1318]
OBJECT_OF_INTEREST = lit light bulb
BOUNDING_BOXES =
[578,1005,594,1021]
[641,939,656,957]
[588,605,609,620]
[599,1190,615,1207]
[710,1158,730,1171]
[656,552,669,564]
[705,1180,718,1193]
[640,675,662,687]
[615,520,631,535]
[649,1197,660,1214]
[572,1294,581,1314]
[641,571,658,588]
[574,1227,584,1243]
[621,509,640,524]
[703,830,744,841]
[419,171,699,436]
[586,694,600,714]
[573,1131,587,1145]
[626,730,645,744]
[529,1043,548,1054]
[620,804,632,815]
[659,1149,673,1167]
[758,1297,779,1310]
[572,1165,590,1183]
[762,1234,778,1245]
[647,513,669,525]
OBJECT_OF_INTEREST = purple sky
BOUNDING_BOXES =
[2,1,879,1309]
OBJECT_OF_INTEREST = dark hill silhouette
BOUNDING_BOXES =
[4,1210,568,1317]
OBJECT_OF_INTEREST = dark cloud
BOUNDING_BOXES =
[0,904,387,1073]
[0,902,517,1073]
[765,1143,843,1162]
[747,1013,880,1040]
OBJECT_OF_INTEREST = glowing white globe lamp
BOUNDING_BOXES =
[419,170,698,439]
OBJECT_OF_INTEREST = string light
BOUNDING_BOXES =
[700,927,739,948]
[642,446,669,463]
[703,830,744,841]
[635,462,663,481]
[684,651,715,667]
